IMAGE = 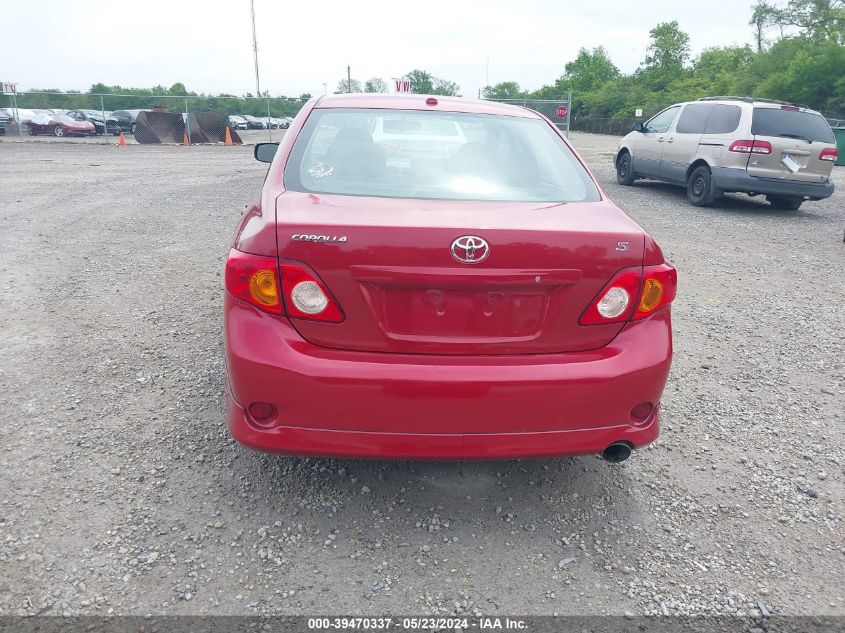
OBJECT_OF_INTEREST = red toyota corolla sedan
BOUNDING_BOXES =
[224,94,676,462]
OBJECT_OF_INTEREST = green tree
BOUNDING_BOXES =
[751,0,777,50]
[405,70,460,96]
[432,78,460,96]
[335,78,363,93]
[752,0,845,43]
[364,77,388,93]
[482,81,526,99]
[694,45,755,94]
[406,69,435,93]
[563,47,620,93]
[168,82,188,96]
[644,21,691,71]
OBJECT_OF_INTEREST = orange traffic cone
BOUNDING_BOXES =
[224,127,233,146]
[118,132,126,147]
[183,132,190,146]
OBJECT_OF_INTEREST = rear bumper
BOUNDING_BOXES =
[711,167,834,200]
[228,393,660,460]
[224,295,672,460]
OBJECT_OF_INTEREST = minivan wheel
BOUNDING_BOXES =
[687,165,716,206]
[616,152,637,186]
[767,195,803,211]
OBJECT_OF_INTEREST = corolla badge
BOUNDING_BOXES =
[451,235,490,264]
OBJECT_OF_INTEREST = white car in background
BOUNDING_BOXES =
[228,115,248,130]
[1,108,42,124]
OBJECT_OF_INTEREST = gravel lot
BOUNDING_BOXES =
[0,134,842,618]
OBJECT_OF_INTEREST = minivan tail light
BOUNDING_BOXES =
[729,140,772,155]
[634,264,677,320]
[225,249,283,314]
[819,148,838,162]
[280,262,344,322]
[580,268,642,325]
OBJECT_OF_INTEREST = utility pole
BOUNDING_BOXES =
[347,65,351,93]
[250,0,261,97]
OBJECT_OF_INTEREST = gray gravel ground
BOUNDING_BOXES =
[0,134,843,617]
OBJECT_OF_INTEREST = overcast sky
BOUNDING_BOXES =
[4,0,756,97]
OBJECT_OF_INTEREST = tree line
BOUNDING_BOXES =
[483,0,845,120]
[337,70,460,96]
[12,83,313,118]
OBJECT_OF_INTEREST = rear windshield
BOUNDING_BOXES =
[752,107,834,143]
[284,108,600,202]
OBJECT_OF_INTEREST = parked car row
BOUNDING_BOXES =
[0,107,294,137]
[0,107,136,136]
[228,115,292,130]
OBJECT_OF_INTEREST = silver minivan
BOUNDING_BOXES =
[614,97,838,209]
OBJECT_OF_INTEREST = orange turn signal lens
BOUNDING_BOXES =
[638,278,664,314]
[249,269,279,306]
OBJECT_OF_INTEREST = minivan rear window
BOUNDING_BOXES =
[285,108,600,203]
[751,107,834,143]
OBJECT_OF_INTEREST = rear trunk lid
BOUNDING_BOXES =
[747,105,836,183]
[276,193,645,355]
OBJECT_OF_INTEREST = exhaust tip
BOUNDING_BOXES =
[601,442,632,463]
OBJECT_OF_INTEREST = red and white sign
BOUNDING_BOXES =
[555,104,568,120]
[394,78,411,93]
[2,82,18,95]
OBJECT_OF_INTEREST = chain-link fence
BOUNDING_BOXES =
[4,92,842,144]
[484,96,573,135]
[0,92,309,144]
[568,117,642,136]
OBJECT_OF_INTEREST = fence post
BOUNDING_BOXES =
[12,93,23,140]
[266,96,273,142]
[184,97,191,144]
[566,91,572,138]
[100,95,109,144]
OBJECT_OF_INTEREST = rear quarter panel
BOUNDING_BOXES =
[698,106,753,171]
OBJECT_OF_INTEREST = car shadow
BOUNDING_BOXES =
[627,179,829,221]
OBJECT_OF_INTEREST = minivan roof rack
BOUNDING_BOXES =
[698,96,753,103]
[697,96,809,109]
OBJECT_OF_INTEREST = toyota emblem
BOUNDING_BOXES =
[450,235,490,264]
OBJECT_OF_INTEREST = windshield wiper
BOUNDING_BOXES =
[777,133,812,143]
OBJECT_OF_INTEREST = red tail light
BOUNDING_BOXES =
[581,264,677,326]
[729,140,772,155]
[580,268,642,325]
[280,262,344,322]
[819,148,838,162]
[225,249,282,314]
[634,263,677,320]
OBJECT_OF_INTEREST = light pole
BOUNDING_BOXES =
[250,0,261,97]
